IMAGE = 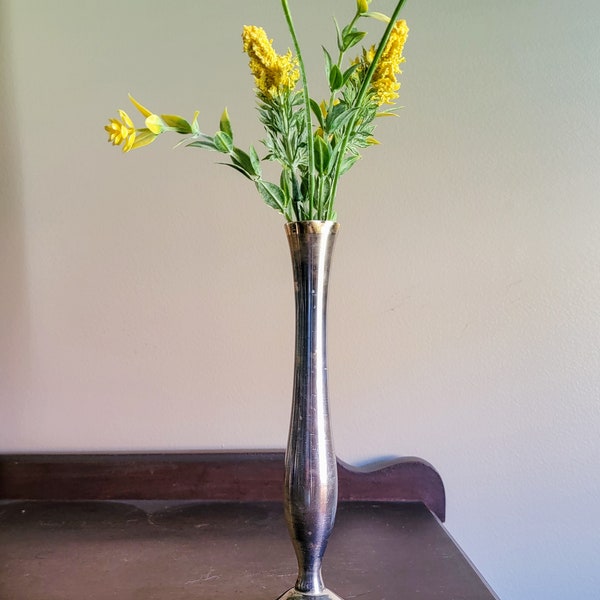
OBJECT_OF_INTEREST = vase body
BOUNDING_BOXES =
[277,221,344,600]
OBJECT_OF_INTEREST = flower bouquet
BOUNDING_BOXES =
[105,0,408,223]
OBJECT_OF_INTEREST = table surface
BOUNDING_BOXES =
[0,499,498,600]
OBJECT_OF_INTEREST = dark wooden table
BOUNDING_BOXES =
[0,452,499,599]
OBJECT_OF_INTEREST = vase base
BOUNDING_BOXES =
[276,588,344,600]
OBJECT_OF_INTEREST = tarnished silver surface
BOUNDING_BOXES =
[276,587,344,600]
[280,221,344,600]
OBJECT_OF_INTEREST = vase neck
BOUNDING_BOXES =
[285,220,339,237]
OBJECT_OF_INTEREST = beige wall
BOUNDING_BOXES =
[2,1,599,598]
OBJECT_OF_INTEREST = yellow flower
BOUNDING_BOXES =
[319,98,340,118]
[104,110,137,152]
[128,94,167,134]
[357,0,370,14]
[370,19,409,105]
[242,25,299,99]
[360,45,377,66]
[105,95,166,153]
[145,113,166,134]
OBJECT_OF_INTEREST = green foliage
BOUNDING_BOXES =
[161,115,193,134]
[113,0,408,222]
[219,108,233,138]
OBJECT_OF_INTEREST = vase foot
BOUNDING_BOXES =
[276,588,345,600]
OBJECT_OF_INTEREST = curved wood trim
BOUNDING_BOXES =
[0,451,445,521]
[337,456,445,521]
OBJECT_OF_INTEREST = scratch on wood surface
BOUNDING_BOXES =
[184,567,220,584]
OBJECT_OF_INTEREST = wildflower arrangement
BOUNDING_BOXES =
[105,0,409,222]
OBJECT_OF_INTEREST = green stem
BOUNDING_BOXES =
[281,0,314,221]
[281,95,300,221]
[328,11,360,114]
[356,1,408,108]
[337,13,359,70]
[327,0,408,219]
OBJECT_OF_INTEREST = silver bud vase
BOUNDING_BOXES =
[277,221,344,600]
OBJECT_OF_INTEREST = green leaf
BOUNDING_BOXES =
[220,107,233,138]
[187,138,217,151]
[213,130,233,154]
[280,170,291,198]
[231,147,261,179]
[309,98,324,129]
[339,153,361,176]
[322,46,333,81]
[342,63,360,85]
[249,145,261,176]
[363,11,391,23]
[256,180,287,213]
[160,114,192,134]
[329,64,343,91]
[327,104,358,133]
[314,135,331,174]
[290,171,303,204]
[341,27,367,51]
[334,17,343,52]
[220,162,253,180]
[231,147,252,172]
[341,23,354,39]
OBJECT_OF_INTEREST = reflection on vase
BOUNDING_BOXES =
[277,221,344,600]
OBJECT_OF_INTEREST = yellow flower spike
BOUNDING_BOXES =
[351,20,408,106]
[242,25,299,98]
[370,20,409,105]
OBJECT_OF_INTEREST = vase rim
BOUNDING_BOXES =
[285,220,339,235]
